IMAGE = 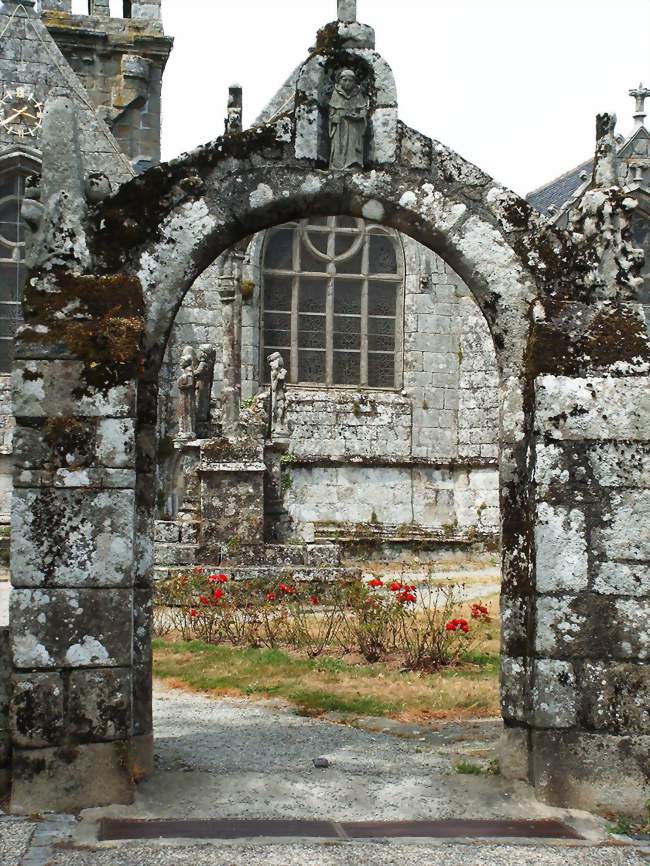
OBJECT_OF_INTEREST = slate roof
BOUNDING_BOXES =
[526,159,593,215]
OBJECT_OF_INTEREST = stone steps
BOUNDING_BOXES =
[154,564,362,584]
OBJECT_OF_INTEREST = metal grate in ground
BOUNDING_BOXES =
[99,817,583,842]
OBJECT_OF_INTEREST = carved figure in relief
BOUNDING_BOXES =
[176,346,197,437]
[328,68,368,170]
[267,351,288,436]
[195,344,216,423]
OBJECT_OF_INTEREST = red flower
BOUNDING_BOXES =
[399,591,417,604]
[368,578,383,588]
[189,608,198,618]
[389,581,403,592]
[279,583,295,595]
[213,588,224,601]
[310,596,319,606]
[471,603,491,621]
[446,618,470,633]
[266,592,277,602]
[199,595,209,606]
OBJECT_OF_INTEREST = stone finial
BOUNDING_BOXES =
[225,85,243,135]
[338,0,356,22]
[629,82,650,128]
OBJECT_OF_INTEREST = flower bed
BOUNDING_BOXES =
[154,568,495,672]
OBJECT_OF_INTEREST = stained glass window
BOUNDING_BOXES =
[262,217,403,387]
[0,173,29,373]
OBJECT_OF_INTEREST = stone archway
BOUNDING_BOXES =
[7,28,650,817]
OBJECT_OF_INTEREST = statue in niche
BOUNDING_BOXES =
[328,68,369,170]
[195,344,216,423]
[176,346,197,438]
[267,351,288,436]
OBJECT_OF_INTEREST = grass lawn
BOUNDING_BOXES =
[153,638,500,721]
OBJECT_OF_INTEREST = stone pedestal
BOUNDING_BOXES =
[197,437,266,561]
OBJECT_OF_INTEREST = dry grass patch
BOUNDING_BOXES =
[153,639,500,721]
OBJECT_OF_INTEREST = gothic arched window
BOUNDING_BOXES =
[262,217,404,388]
[0,171,29,373]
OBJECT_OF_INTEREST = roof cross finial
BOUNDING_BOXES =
[338,0,357,23]
[629,82,650,128]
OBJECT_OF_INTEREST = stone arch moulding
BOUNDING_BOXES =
[8,37,650,820]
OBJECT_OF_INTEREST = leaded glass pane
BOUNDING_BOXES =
[333,351,360,385]
[264,274,292,311]
[336,216,358,229]
[305,229,329,255]
[299,277,327,314]
[368,281,397,317]
[298,313,326,349]
[334,233,360,258]
[299,243,328,272]
[333,316,361,351]
[299,349,326,382]
[368,353,395,388]
[0,339,13,372]
[335,247,363,274]
[369,233,397,273]
[263,311,290,348]
[265,228,294,270]
[334,280,361,315]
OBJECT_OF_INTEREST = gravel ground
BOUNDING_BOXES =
[93,683,558,823]
[0,818,35,866]
[49,841,648,866]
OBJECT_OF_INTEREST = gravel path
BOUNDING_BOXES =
[49,841,649,866]
[0,818,34,866]
[100,683,549,823]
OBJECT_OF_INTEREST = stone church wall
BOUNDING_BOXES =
[158,231,501,547]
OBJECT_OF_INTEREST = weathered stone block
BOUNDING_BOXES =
[154,521,180,544]
[535,504,588,593]
[593,562,650,596]
[12,488,135,588]
[530,660,577,728]
[532,729,650,817]
[593,490,650,562]
[586,441,650,488]
[11,740,134,814]
[535,376,650,441]
[10,673,64,748]
[68,668,131,742]
[498,726,530,782]
[500,656,527,723]
[306,545,342,567]
[579,661,650,734]
[536,594,650,660]
[13,361,136,418]
[154,543,197,566]
[11,589,132,670]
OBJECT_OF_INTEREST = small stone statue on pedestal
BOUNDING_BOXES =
[328,68,368,170]
[195,344,216,424]
[176,346,197,438]
[268,351,288,437]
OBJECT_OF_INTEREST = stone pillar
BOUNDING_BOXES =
[218,251,243,436]
[527,375,650,817]
[9,360,138,813]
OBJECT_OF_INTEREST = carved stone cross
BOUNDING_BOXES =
[629,82,650,128]
[338,0,357,23]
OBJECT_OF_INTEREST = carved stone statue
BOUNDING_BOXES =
[328,68,368,170]
[195,344,216,423]
[176,346,197,438]
[267,351,288,436]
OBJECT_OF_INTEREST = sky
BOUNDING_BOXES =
[155,0,650,197]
